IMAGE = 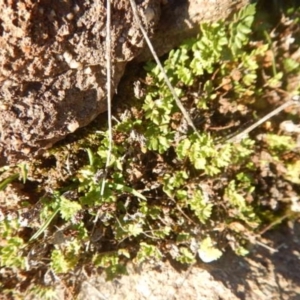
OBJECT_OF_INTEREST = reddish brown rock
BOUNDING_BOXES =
[0,0,248,165]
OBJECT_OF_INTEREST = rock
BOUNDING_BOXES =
[0,0,248,166]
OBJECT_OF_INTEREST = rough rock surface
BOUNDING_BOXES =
[0,0,248,166]
[77,221,300,300]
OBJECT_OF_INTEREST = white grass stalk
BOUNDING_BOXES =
[227,95,300,143]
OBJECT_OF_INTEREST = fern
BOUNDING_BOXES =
[229,4,256,55]
[189,190,213,224]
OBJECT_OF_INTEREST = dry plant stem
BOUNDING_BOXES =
[227,97,300,143]
[247,234,278,253]
[169,196,197,225]
[88,0,112,250]
[129,0,200,136]
[258,211,294,236]
[255,240,278,253]
[101,0,113,195]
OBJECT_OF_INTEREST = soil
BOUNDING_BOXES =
[77,220,300,300]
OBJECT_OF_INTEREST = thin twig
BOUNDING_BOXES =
[168,196,197,225]
[101,0,113,194]
[88,0,112,250]
[129,0,199,136]
[255,240,278,253]
[258,211,294,236]
[227,95,300,143]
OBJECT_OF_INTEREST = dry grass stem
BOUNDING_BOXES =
[129,0,200,136]
[227,95,300,143]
